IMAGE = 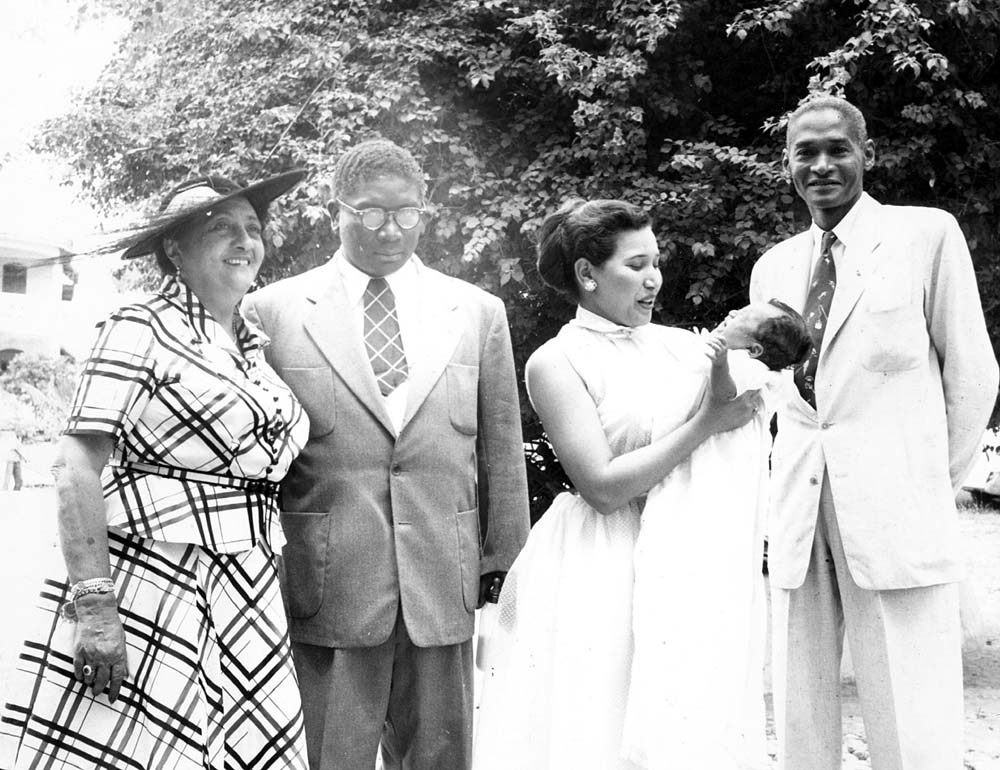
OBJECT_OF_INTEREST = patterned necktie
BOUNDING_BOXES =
[363,277,408,396]
[794,231,837,408]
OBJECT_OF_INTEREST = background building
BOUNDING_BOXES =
[0,233,121,369]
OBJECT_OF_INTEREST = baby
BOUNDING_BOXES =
[705,297,812,399]
[622,299,810,770]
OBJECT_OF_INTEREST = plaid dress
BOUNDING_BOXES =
[0,276,310,770]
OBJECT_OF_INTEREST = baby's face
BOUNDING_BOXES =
[717,302,786,350]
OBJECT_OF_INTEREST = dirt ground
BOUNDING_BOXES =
[1,443,999,768]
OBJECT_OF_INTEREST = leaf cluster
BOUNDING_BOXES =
[0,353,80,440]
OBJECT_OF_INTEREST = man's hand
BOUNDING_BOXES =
[72,592,128,703]
[478,571,507,609]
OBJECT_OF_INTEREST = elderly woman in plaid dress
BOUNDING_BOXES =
[0,171,310,770]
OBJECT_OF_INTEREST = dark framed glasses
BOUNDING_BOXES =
[336,199,425,231]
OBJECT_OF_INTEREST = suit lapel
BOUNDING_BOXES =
[822,197,883,350]
[790,235,813,313]
[401,265,462,431]
[767,231,820,416]
[303,263,396,436]
[771,232,813,313]
[786,234,821,415]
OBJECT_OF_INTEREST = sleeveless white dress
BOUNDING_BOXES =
[623,349,773,769]
[472,307,709,770]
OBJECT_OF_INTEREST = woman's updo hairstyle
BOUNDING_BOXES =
[536,198,651,298]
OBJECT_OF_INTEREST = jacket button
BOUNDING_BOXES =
[820,422,831,430]
[809,476,819,486]
[391,464,402,476]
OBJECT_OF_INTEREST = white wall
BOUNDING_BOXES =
[0,237,126,361]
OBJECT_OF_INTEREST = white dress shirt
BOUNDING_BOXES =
[806,194,867,283]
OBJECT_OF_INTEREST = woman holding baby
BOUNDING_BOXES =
[473,198,809,770]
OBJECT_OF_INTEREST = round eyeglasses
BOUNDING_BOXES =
[336,199,425,231]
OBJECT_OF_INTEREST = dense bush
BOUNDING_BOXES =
[40,0,1000,517]
[0,354,80,441]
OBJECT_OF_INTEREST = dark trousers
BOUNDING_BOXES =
[291,611,473,770]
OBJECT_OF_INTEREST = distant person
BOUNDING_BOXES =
[0,429,25,491]
[751,95,998,770]
[242,139,530,770]
[623,299,810,769]
[0,170,311,769]
[472,198,761,770]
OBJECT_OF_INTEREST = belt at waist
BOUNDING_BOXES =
[114,460,279,494]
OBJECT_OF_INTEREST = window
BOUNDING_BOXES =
[0,349,21,373]
[2,263,27,294]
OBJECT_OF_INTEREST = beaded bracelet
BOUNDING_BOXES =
[69,577,116,602]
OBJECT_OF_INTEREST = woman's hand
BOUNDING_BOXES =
[695,387,761,435]
[54,434,124,701]
[72,592,128,703]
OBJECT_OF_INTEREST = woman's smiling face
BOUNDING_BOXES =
[578,226,662,327]
[171,195,264,300]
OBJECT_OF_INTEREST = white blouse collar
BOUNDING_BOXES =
[569,305,647,339]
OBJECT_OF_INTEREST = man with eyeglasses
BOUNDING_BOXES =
[243,139,530,770]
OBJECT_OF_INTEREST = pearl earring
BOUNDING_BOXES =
[583,279,597,292]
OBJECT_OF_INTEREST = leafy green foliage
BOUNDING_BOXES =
[0,354,80,441]
[41,0,1000,515]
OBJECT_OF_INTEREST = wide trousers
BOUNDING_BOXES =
[770,473,964,770]
[291,610,473,770]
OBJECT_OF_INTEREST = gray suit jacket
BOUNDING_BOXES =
[243,257,530,648]
[751,193,998,590]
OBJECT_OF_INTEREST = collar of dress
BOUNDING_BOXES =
[569,305,649,340]
[157,274,267,357]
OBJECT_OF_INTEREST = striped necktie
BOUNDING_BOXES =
[363,277,408,396]
[794,230,837,408]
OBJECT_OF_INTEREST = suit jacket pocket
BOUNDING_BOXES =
[456,507,482,613]
[859,305,926,373]
[864,268,912,312]
[446,363,479,436]
[279,511,332,618]
[858,263,925,372]
[280,367,336,437]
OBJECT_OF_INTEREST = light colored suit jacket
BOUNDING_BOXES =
[751,193,998,590]
[243,256,530,648]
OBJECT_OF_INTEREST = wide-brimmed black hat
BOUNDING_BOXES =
[119,169,307,259]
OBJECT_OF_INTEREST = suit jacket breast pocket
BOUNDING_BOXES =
[446,363,479,436]
[280,366,336,437]
[859,276,927,373]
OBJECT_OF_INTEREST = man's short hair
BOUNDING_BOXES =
[332,139,427,200]
[786,95,868,147]
[755,299,812,371]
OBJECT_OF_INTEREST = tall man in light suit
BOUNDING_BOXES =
[243,140,530,770]
[751,96,998,770]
